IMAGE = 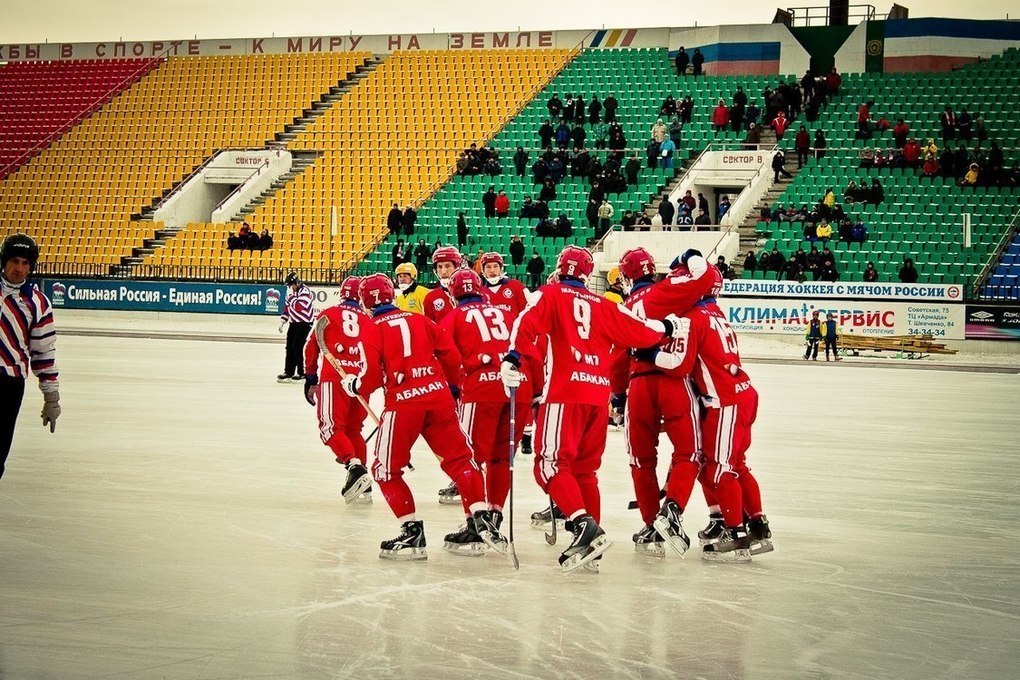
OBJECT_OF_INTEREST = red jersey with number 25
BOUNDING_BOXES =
[655,300,753,408]
[440,299,534,403]
[362,307,462,411]
[509,281,667,406]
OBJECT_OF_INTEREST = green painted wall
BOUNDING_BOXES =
[791,25,856,73]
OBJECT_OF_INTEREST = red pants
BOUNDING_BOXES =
[625,374,702,525]
[317,382,368,465]
[459,398,531,510]
[702,388,763,527]
[372,405,485,518]
[533,402,607,522]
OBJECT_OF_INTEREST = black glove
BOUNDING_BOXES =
[304,374,319,406]
[610,392,627,412]
[631,347,659,363]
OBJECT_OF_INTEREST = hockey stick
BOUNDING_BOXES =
[313,317,380,427]
[507,387,520,570]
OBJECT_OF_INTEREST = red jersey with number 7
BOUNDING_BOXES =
[440,298,536,403]
[509,280,667,406]
[361,305,463,411]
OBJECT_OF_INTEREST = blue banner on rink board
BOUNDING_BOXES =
[41,279,287,315]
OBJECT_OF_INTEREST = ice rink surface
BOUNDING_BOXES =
[2,313,1019,679]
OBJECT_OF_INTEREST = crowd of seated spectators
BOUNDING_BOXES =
[456,143,502,176]
[227,222,272,251]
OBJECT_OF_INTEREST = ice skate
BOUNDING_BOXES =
[380,520,428,561]
[531,504,566,530]
[702,526,752,563]
[651,499,691,557]
[558,514,613,574]
[632,523,666,556]
[747,515,774,556]
[582,555,603,573]
[340,461,372,505]
[442,516,487,556]
[473,510,511,560]
[520,433,532,455]
[437,480,461,505]
[698,513,726,546]
[277,373,291,383]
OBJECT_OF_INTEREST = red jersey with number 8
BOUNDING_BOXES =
[509,281,667,406]
[304,303,374,383]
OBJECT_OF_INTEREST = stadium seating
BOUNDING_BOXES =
[356,47,799,279]
[0,53,370,270]
[0,58,160,180]
[981,235,1020,299]
[746,51,1020,284]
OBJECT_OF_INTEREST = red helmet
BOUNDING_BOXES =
[480,251,505,270]
[359,273,395,308]
[339,276,362,302]
[432,246,463,266]
[449,268,484,300]
[555,245,594,281]
[706,264,724,298]
[618,248,656,282]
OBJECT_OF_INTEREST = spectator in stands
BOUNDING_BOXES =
[456,212,469,249]
[794,125,811,168]
[391,239,408,270]
[620,210,636,230]
[743,122,762,149]
[863,261,878,282]
[555,120,571,148]
[892,118,910,148]
[813,129,827,159]
[849,220,868,243]
[819,257,839,282]
[695,209,712,227]
[743,250,758,274]
[974,113,988,145]
[822,187,836,211]
[680,190,696,212]
[509,236,525,271]
[676,47,689,76]
[957,108,973,142]
[826,67,842,96]
[740,100,758,130]
[538,119,555,148]
[960,162,980,188]
[697,192,709,214]
[227,232,241,250]
[660,95,676,117]
[659,137,677,169]
[604,94,619,122]
[624,153,642,186]
[414,239,431,274]
[651,118,668,144]
[771,110,790,140]
[401,205,417,236]
[869,178,885,204]
[597,198,615,237]
[657,194,676,226]
[676,208,694,229]
[471,248,485,273]
[921,151,940,180]
[844,180,864,203]
[940,105,956,143]
[495,190,510,220]
[668,115,684,147]
[711,100,730,135]
[678,96,694,126]
[387,203,403,236]
[899,258,919,283]
[526,251,545,289]
[805,245,821,278]
[573,95,586,124]
[645,139,661,169]
[513,146,529,177]
[692,48,705,76]
[258,229,273,251]
[539,179,557,203]
[716,255,732,279]
[570,123,587,150]
[547,94,563,120]
[773,150,793,182]
[482,186,497,219]
[717,196,731,222]
[903,138,922,168]
[800,69,815,103]
[815,219,833,244]
[238,221,252,239]
[784,255,803,282]
[761,245,782,275]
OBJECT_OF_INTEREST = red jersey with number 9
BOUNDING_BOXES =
[361,307,463,411]
[509,281,667,406]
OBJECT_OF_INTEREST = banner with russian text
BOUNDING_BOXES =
[42,279,286,315]
[721,280,964,302]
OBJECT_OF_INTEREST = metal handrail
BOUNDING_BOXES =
[971,205,1020,297]
[0,54,165,178]
[213,159,271,213]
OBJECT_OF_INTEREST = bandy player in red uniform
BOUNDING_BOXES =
[438,269,535,555]
[500,246,684,573]
[423,246,462,324]
[635,250,772,561]
[303,276,376,504]
[344,274,509,561]
[610,248,719,556]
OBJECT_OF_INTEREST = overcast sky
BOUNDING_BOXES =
[1,0,1016,44]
